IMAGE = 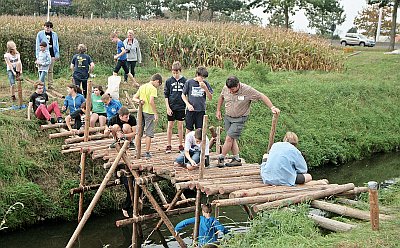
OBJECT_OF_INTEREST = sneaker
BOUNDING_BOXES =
[165,145,172,153]
[11,95,16,101]
[144,152,151,159]
[225,158,242,167]
[57,117,64,123]
[50,117,56,124]
[178,145,184,152]
[217,156,225,168]
[129,141,135,150]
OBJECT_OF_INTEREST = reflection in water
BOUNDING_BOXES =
[2,152,400,247]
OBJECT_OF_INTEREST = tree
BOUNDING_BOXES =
[304,0,345,36]
[354,5,393,39]
[218,7,262,25]
[248,0,303,29]
[347,27,358,33]
[268,11,293,28]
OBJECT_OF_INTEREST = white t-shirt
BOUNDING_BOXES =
[184,131,210,155]
[4,52,20,71]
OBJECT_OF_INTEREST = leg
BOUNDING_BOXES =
[111,124,122,138]
[124,61,132,82]
[39,71,47,83]
[174,153,185,166]
[191,151,201,165]
[177,120,184,147]
[81,80,88,98]
[99,115,107,127]
[122,123,134,141]
[7,70,16,100]
[113,60,123,75]
[47,102,62,118]
[221,135,234,157]
[166,120,174,146]
[194,111,205,129]
[36,104,51,120]
[145,136,151,152]
[47,58,55,88]
[90,113,99,128]
[185,111,195,134]
[232,139,240,156]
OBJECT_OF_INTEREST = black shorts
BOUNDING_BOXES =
[94,112,107,117]
[185,111,205,131]
[167,110,185,121]
[295,174,305,184]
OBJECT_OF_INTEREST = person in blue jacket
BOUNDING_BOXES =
[260,132,312,186]
[62,84,86,114]
[175,204,228,247]
[35,21,60,89]
[101,93,122,121]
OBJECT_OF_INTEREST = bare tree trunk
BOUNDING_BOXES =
[284,6,289,29]
[389,0,399,50]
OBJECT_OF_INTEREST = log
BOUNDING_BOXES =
[253,183,355,212]
[311,200,393,221]
[368,181,379,231]
[199,115,208,179]
[70,181,118,195]
[204,182,265,196]
[49,126,106,139]
[229,181,334,198]
[308,213,356,232]
[164,198,196,208]
[116,206,196,227]
[64,133,110,144]
[336,187,368,197]
[40,122,68,130]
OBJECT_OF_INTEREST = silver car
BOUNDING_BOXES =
[340,33,375,47]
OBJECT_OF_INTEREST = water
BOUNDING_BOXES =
[1,152,400,248]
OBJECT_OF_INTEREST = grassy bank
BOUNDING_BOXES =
[1,50,400,229]
[221,181,400,248]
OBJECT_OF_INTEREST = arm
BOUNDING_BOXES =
[136,41,142,63]
[181,94,194,111]
[261,94,280,114]
[149,96,158,121]
[165,98,172,116]
[70,63,74,72]
[213,219,228,234]
[65,115,74,131]
[4,57,16,75]
[44,52,52,66]
[114,43,126,60]
[294,151,308,174]
[133,91,142,104]
[53,33,60,59]
[216,94,224,120]
[164,81,172,115]
[27,102,33,120]
[199,81,212,100]
[175,217,196,233]
[89,62,95,73]
[35,32,41,59]
[184,149,197,166]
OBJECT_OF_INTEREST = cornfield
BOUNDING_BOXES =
[0,15,344,72]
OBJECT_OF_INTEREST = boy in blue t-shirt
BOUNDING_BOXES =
[110,32,134,84]
[182,66,213,134]
[101,93,122,121]
[175,203,227,247]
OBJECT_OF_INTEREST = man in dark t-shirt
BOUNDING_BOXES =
[106,107,137,148]
[28,82,63,124]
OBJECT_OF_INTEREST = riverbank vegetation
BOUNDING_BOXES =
[221,181,400,248]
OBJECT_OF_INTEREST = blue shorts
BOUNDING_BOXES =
[7,70,16,86]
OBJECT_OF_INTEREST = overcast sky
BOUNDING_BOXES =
[251,0,367,36]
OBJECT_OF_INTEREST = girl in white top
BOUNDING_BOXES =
[3,41,23,101]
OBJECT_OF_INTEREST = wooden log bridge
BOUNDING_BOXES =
[37,111,378,248]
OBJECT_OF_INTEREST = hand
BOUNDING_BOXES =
[62,106,66,111]
[271,106,280,114]
[199,81,207,90]
[190,160,197,166]
[113,55,118,60]
[116,132,125,139]
[154,113,158,122]
[166,107,173,116]
[12,71,16,76]
[115,179,120,185]
[35,60,39,65]
[216,110,222,120]
[187,104,194,111]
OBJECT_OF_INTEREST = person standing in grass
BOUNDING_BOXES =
[110,31,134,84]
[123,30,141,87]
[216,76,280,167]
[35,41,51,91]
[28,82,63,124]
[164,61,187,153]
[4,41,23,102]
[260,132,312,186]
[175,203,227,247]
[35,21,59,89]
[90,85,107,128]
[70,43,95,98]
[182,66,213,134]
[133,73,163,159]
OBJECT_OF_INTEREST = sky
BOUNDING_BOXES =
[251,0,367,36]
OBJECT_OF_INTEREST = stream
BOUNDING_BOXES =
[1,152,400,248]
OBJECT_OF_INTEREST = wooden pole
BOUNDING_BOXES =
[253,183,355,212]
[40,122,68,130]
[66,140,130,248]
[199,115,208,179]
[49,126,106,139]
[70,181,118,195]
[153,182,168,206]
[78,80,92,222]
[136,103,143,159]
[65,133,110,144]
[130,174,138,248]
[308,213,356,232]
[368,181,379,231]
[192,189,202,247]
[267,112,279,153]
[17,76,23,107]
[216,126,221,153]
[242,205,254,220]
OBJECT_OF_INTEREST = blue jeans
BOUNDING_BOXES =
[7,70,15,86]
[39,71,47,92]
[175,150,201,165]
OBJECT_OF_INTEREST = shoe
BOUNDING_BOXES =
[144,152,151,159]
[225,158,242,167]
[129,141,135,150]
[57,117,64,123]
[109,140,118,149]
[217,156,225,168]
[165,145,172,153]
[178,145,184,152]
[11,95,16,101]
[209,126,217,138]
[50,117,56,124]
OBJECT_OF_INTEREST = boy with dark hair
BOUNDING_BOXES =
[174,128,210,171]
[175,203,227,247]
[164,61,187,153]
[105,107,137,149]
[28,82,63,124]
[35,41,51,89]
[101,93,122,121]
[182,66,213,134]
[133,73,163,159]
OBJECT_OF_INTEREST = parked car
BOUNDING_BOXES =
[340,33,376,47]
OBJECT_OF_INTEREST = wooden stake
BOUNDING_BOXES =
[368,181,379,231]
[136,103,143,159]
[153,182,168,206]
[199,115,208,179]
[17,76,23,107]
[216,126,221,154]
[308,213,356,232]
[66,140,130,248]
[267,112,279,153]
[193,189,202,247]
